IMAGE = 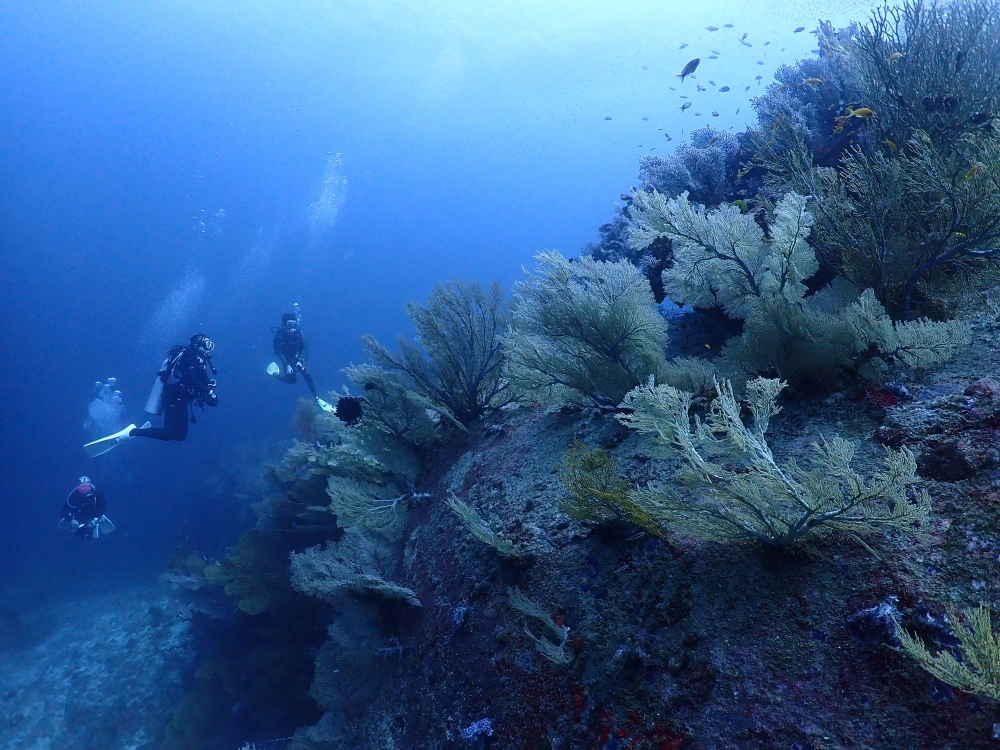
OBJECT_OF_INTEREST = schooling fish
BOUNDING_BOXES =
[711,49,721,55]
[736,107,741,114]
[677,58,700,82]
[888,51,903,62]
[711,111,720,117]
[697,84,707,91]
[709,80,716,86]
[882,138,897,152]
[709,55,719,59]
[680,101,692,111]
[679,42,689,49]
[707,135,719,146]
[719,85,730,92]
[739,39,753,47]
[665,133,673,141]
[742,32,748,40]
[755,74,763,82]
[724,23,734,27]
[802,77,824,85]
[794,26,805,32]
[764,41,771,46]
[745,85,751,91]
[966,163,981,179]
[706,25,719,31]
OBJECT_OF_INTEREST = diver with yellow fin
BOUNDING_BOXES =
[267,311,334,412]
[83,334,219,457]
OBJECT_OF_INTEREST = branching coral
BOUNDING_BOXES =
[505,250,668,408]
[342,363,440,451]
[558,441,665,538]
[508,587,572,665]
[637,127,741,207]
[629,188,968,382]
[854,0,1000,152]
[617,377,931,548]
[364,280,510,425]
[774,131,1000,318]
[895,604,1000,701]
[290,534,421,607]
[446,491,521,558]
[629,191,817,318]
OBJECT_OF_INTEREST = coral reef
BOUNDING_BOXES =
[363,280,510,425]
[618,376,931,547]
[505,250,669,408]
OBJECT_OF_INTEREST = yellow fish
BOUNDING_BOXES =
[802,77,824,85]
[882,138,897,153]
[887,52,903,63]
[966,163,981,179]
[833,106,876,134]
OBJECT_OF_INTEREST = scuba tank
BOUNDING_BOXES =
[145,346,186,415]
[144,376,164,415]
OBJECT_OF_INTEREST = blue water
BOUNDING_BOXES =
[0,0,870,604]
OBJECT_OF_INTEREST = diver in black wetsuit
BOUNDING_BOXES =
[61,477,111,540]
[133,334,219,442]
[271,313,318,398]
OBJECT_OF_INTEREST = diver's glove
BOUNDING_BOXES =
[206,391,220,407]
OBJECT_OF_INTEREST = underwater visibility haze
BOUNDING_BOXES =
[7,0,1000,747]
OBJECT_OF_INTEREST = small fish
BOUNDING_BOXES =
[719,85,730,92]
[802,77,824,85]
[745,85,751,91]
[742,32,748,40]
[712,111,720,117]
[694,112,702,116]
[882,138,897,152]
[707,135,720,146]
[642,65,648,70]
[833,106,876,133]
[679,42,689,49]
[736,107,740,114]
[724,23,734,27]
[677,58,700,82]
[709,80,716,86]
[711,49,721,55]
[887,51,903,63]
[739,39,752,47]
[706,25,719,31]
[642,116,649,120]
[966,163,981,179]
[708,55,719,59]
[764,41,771,46]
[621,194,632,201]
[755,74,763,82]
[697,84,706,91]
[680,101,692,111]
[604,116,612,120]
[665,133,672,141]
[757,60,765,65]
[794,26,805,32]
[776,84,788,92]
[680,94,689,99]
[669,86,676,91]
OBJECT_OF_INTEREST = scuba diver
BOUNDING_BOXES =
[268,312,319,399]
[59,477,115,540]
[83,334,219,457]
